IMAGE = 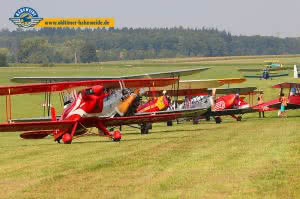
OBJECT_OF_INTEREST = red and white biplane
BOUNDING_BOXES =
[0,78,207,144]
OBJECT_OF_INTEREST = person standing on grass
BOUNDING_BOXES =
[257,92,265,118]
[279,93,288,118]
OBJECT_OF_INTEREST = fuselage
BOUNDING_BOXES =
[61,87,124,121]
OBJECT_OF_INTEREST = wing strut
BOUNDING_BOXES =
[5,89,12,122]
[48,92,52,116]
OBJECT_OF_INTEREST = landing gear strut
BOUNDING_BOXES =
[141,123,152,134]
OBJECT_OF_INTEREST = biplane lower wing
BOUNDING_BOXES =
[0,121,76,132]
[102,108,207,126]
[244,73,288,79]
[210,108,257,116]
[2,109,207,134]
[144,89,208,97]
[268,103,300,110]
[270,73,289,78]
[12,117,55,122]
[243,74,263,78]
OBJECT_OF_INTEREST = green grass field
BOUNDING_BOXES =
[1,55,300,198]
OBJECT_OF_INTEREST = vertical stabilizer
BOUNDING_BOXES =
[294,65,298,78]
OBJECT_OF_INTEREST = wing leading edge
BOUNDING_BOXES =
[11,67,210,83]
[0,78,178,96]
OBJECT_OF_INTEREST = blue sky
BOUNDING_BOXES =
[2,0,300,37]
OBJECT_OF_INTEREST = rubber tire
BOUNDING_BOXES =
[193,119,199,125]
[141,123,151,134]
[215,117,222,124]
[205,115,211,121]
[167,121,173,126]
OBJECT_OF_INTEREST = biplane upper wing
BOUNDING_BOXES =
[11,67,210,83]
[153,78,246,91]
[217,78,246,84]
[0,120,75,132]
[272,82,300,88]
[102,108,207,126]
[152,80,223,91]
[0,78,178,96]
[144,78,247,97]
[238,67,290,72]
[238,68,262,72]
[244,73,288,79]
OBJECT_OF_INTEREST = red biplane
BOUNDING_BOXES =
[0,78,207,144]
[252,82,300,113]
[139,78,258,124]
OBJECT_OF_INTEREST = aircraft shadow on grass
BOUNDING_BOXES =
[121,126,222,135]
[71,127,222,144]
[71,134,204,144]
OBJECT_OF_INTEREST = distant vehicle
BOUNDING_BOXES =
[264,60,283,68]
[238,60,292,73]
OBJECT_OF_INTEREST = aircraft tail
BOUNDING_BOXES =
[294,65,299,78]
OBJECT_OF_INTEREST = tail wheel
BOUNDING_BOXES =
[215,117,222,124]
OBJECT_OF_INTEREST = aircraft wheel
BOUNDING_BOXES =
[62,133,72,144]
[141,123,151,134]
[167,121,173,126]
[112,130,122,142]
[237,116,242,121]
[193,118,199,125]
[205,115,211,121]
[215,117,222,124]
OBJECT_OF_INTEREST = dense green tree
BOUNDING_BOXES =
[79,42,98,63]
[1,27,300,63]
[17,37,54,63]
[0,53,7,67]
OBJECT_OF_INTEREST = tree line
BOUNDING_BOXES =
[0,27,300,66]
